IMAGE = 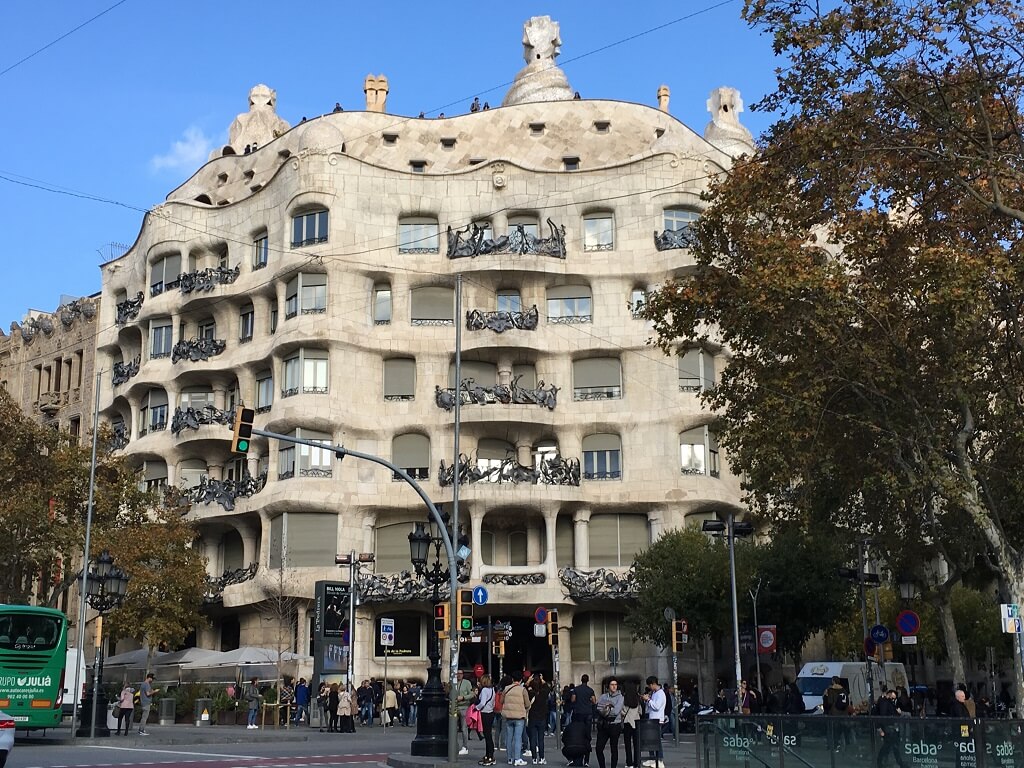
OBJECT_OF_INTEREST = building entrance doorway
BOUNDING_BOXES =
[456,615,554,682]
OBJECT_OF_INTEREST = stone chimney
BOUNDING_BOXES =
[364,74,389,113]
[657,85,670,112]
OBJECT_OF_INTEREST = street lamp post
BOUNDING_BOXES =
[76,550,129,738]
[702,516,754,711]
[334,552,376,690]
[749,578,766,694]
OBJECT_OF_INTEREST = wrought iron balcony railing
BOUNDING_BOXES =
[205,563,258,603]
[178,265,240,295]
[112,356,141,386]
[446,219,567,259]
[171,405,233,435]
[171,337,226,364]
[466,305,539,333]
[654,225,697,251]
[439,453,580,487]
[115,292,144,325]
[185,471,268,512]
[435,376,558,411]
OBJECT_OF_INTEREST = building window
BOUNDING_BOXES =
[440,138,457,149]
[546,285,593,324]
[268,512,339,568]
[448,360,498,390]
[589,515,648,566]
[150,320,173,359]
[141,460,168,493]
[680,426,720,477]
[563,156,580,171]
[678,348,716,392]
[477,438,515,480]
[583,213,614,251]
[398,217,440,254]
[373,283,392,325]
[374,522,416,572]
[508,215,539,238]
[256,371,273,413]
[411,286,455,325]
[285,273,328,318]
[630,288,647,318]
[179,387,213,409]
[582,433,621,480]
[291,209,329,248]
[570,612,636,663]
[594,121,611,133]
[253,234,269,269]
[392,433,430,480]
[384,358,416,401]
[496,290,522,314]
[664,208,700,232]
[178,458,209,490]
[409,161,426,173]
[239,304,255,342]
[150,253,181,296]
[197,318,217,340]
[382,133,398,146]
[282,349,329,397]
[572,358,622,400]
[276,428,332,480]
[474,221,495,241]
[139,389,168,435]
[529,123,545,136]
[270,308,278,334]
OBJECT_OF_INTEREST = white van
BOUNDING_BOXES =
[796,661,909,712]
[62,648,87,719]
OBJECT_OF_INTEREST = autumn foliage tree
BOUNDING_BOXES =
[642,0,1024,701]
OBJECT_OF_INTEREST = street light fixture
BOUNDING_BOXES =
[702,516,754,710]
[76,549,129,738]
[334,551,376,691]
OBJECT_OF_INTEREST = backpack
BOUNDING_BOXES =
[494,690,504,713]
[834,690,849,712]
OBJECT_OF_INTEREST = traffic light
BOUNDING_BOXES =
[433,603,449,636]
[547,609,559,647]
[672,619,686,652]
[457,589,474,633]
[231,407,255,454]
[492,640,505,657]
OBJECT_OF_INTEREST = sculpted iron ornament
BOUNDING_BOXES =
[439,452,580,487]
[185,471,268,512]
[171,405,234,435]
[172,337,227,363]
[205,563,259,603]
[112,356,141,386]
[447,220,566,259]
[483,572,546,585]
[435,375,558,411]
[654,225,697,251]
[559,566,637,600]
[115,292,145,325]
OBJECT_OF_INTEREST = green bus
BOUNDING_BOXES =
[0,605,69,729]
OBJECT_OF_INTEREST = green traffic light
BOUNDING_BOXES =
[461,619,472,631]
[237,439,249,452]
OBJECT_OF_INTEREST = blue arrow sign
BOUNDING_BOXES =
[472,586,489,606]
[870,624,890,644]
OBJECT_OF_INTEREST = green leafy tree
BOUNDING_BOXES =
[642,0,1024,702]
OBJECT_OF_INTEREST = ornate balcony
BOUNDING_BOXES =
[299,467,332,478]
[185,472,268,512]
[112,356,140,386]
[171,337,226,364]
[435,376,558,411]
[109,424,129,451]
[411,318,454,327]
[38,391,62,414]
[115,292,144,325]
[171,405,233,435]
[204,563,258,604]
[654,225,697,251]
[573,386,621,401]
[446,219,567,259]
[482,572,546,585]
[438,453,580,487]
[549,314,592,324]
[466,306,539,333]
[559,566,636,600]
[583,470,622,480]
[178,265,240,294]
[359,562,471,603]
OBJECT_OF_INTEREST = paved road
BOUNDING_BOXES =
[8,724,697,768]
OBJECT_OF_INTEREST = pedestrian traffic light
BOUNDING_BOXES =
[547,609,559,646]
[433,603,449,636]
[457,589,474,632]
[672,619,686,652]
[231,407,255,454]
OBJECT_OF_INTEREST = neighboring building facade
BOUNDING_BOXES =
[93,16,753,686]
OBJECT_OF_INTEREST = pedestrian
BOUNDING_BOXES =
[455,669,474,753]
[244,676,262,730]
[317,682,329,731]
[641,676,665,768]
[279,678,295,725]
[328,682,340,732]
[409,682,421,725]
[333,102,343,113]
[339,684,355,732]
[951,689,971,719]
[595,679,624,768]
[357,679,374,725]
[823,676,851,753]
[470,97,481,113]
[477,674,497,765]
[137,672,158,735]
[401,684,412,726]
[876,689,908,768]
[527,672,551,763]
[384,682,399,727]
[562,716,592,767]
[294,677,310,725]
[502,670,531,766]
[572,675,597,734]
[620,685,642,768]
[116,683,134,735]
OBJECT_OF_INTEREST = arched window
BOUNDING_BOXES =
[398,217,440,254]
[285,273,327,317]
[222,530,245,571]
[179,387,213,409]
[140,460,168,492]
[291,209,329,248]
[278,427,333,480]
[384,358,416,401]
[583,212,614,251]
[573,358,622,400]
[546,285,593,324]
[508,214,540,238]
[139,389,168,435]
[178,458,208,490]
[478,438,515,480]
[239,304,255,342]
[373,282,392,325]
[496,289,521,313]
[149,317,173,359]
[680,426,720,477]
[282,349,329,396]
[253,231,269,269]
[392,434,430,480]
[663,207,700,232]
[582,433,622,480]
[678,348,715,392]
[411,286,455,325]
[374,521,417,572]
[150,253,181,296]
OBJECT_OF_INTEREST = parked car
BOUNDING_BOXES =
[0,708,14,767]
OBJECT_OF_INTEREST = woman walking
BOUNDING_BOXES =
[502,671,531,766]
[621,685,642,768]
[476,675,497,765]
[328,682,340,732]
[115,683,134,735]
[339,684,355,733]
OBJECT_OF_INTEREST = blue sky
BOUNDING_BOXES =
[0,0,782,321]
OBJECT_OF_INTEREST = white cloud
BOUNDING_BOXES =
[150,126,215,172]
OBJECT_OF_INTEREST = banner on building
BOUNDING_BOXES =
[757,624,778,655]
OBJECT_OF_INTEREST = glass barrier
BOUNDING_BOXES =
[698,714,1024,768]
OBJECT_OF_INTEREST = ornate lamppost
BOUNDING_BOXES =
[408,516,469,757]
[76,550,129,738]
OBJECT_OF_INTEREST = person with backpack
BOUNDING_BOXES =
[822,676,851,752]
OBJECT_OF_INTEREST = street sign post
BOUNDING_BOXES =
[473,586,489,606]
[534,606,548,624]
[380,617,394,715]
[896,610,920,636]
[870,624,890,644]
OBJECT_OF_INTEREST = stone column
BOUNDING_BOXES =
[470,510,484,581]
[527,524,542,566]
[517,442,533,467]
[544,507,558,581]
[573,510,591,569]
[647,509,665,544]
[239,524,260,566]
[497,355,513,387]
[296,602,309,656]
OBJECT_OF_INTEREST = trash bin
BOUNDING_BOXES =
[158,697,176,726]
[106,702,119,730]
[638,719,662,751]
[194,698,213,727]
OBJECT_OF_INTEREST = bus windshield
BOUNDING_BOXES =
[0,611,64,651]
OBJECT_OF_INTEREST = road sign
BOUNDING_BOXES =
[1004,617,1023,634]
[608,646,620,665]
[473,586,489,606]
[870,624,890,644]
[901,635,918,645]
[534,622,547,638]
[474,663,485,678]
[757,625,778,655]
[380,617,395,646]
[664,607,677,623]
[1000,604,1020,619]
[896,609,921,636]
[535,606,548,624]
[864,637,876,657]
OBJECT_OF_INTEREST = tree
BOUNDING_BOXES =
[642,0,1024,703]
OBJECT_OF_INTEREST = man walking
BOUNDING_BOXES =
[822,676,851,753]
[137,673,157,736]
[572,675,597,737]
[294,678,310,725]
[876,689,907,768]
[357,679,375,726]
[641,676,665,768]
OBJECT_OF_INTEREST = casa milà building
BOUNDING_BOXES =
[96,15,754,688]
